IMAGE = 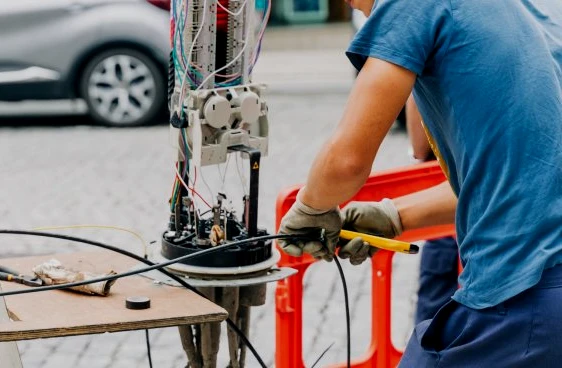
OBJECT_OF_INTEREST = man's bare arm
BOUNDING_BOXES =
[406,96,432,160]
[299,57,416,210]
[394,181,457,231]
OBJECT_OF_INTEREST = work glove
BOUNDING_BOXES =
[277,193,342,262]
[339,199,403,265]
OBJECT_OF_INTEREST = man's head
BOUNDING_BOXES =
[346,0,375,17]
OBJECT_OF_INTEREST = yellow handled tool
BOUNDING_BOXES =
[339,230,419,254]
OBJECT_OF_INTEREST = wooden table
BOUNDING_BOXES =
[0,251,228,366]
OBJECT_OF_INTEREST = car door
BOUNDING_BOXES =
[0,0,97,99]
[0,1,75,77]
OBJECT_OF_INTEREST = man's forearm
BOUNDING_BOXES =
[298,58,417,211]
[299,135,373,210]
[393,181,457,231]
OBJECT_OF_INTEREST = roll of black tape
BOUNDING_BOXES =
[126,296,151,310]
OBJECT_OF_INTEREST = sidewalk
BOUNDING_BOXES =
[253,22,356,93]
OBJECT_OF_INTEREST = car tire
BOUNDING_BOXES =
[79,48,165,127]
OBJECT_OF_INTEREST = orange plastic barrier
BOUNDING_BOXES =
[275,162,456,368]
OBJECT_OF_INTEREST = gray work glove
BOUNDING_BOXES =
[278,194,342,262]
[340,199,403,265]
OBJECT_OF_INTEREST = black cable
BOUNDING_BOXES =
[144,255,153,368]
[145,329,153,368]
[310,342,335,368]
[333,257,351,368]
[0,230,285,368]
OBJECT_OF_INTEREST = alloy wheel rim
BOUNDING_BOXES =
[87,54,156,124]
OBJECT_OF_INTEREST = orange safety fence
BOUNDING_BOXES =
[275,162,456,368]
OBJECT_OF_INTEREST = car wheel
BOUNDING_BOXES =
[80,49,165,127]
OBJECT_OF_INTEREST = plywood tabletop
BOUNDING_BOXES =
[0,251,227,342]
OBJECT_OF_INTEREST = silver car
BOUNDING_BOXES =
[0,0,170,127]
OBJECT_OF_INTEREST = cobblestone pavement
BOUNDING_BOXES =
[0,24,422,368]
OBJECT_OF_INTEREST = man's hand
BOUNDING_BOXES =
[278,194,342,262]
[339,199,403,265]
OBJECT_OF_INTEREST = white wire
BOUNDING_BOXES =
[175,164,192,195]
[250,0,271,65]
[235,153,248,195]
[217,0,249,16]
[178,129,213,209]
[175,163,213,211]
[217,164,225,186]
[200,167,216,205]
[219,154,232,192]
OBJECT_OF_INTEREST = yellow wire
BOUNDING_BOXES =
[33,225,148,257]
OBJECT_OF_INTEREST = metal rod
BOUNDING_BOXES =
[198,287,221,367]
[238,306,250,367]
[223,287,241,368]
[179,325,202,368]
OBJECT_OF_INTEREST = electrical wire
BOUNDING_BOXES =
[178,128,213,210]
[200,167,216,205]
[250,0,271,69]
[145,325,153,368]
[216,0,249,17]
[235,153,248,195]
[175,162,212,208]
[172,0,271,92]
[0,230,272,368]
[144,254,154,368]
[310,342,335,368]
[334,257,351,368]
[217,153,232,193]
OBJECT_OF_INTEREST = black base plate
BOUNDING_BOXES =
[161,235,272,268]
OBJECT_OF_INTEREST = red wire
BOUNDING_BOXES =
[192,166,197,199]
[175,167,212,208]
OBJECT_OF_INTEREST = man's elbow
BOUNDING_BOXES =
[321,137,375,182]
[333,154,372,181]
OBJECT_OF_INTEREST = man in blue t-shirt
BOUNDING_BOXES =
[278,0,562,365]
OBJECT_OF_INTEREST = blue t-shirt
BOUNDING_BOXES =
[347,0,562,309]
